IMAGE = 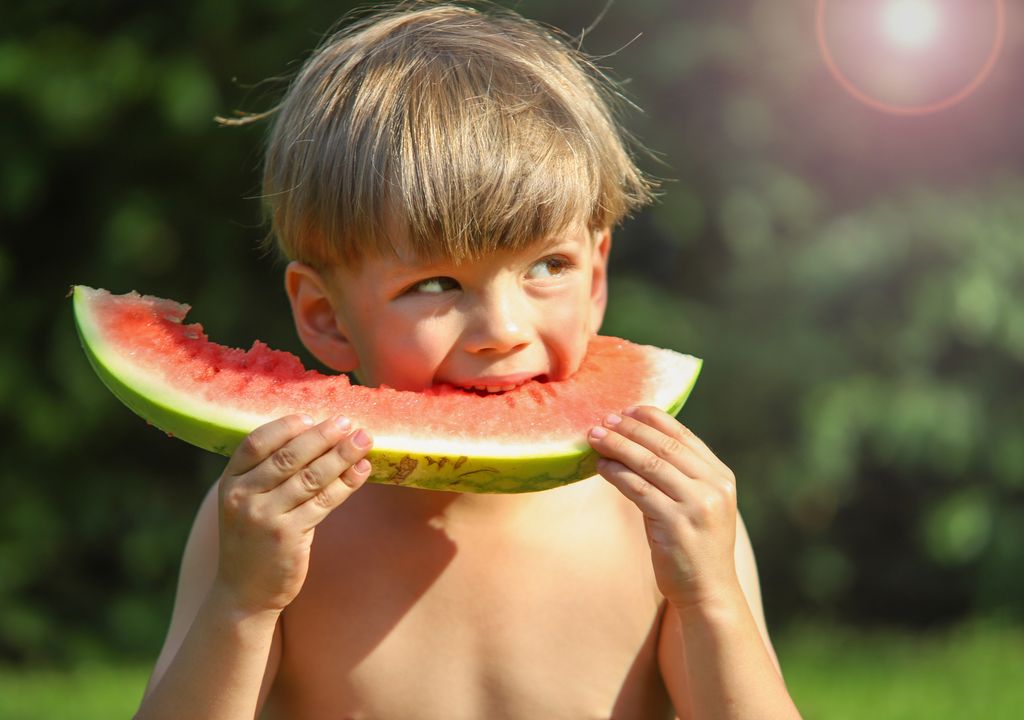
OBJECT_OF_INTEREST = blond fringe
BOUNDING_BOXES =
[242,1,656,269]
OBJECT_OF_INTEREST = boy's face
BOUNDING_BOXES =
[286,223,611,392]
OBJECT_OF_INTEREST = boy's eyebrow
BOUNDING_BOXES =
[378,253,457,283]
[378,228,588,282]
[531,227,594,255]
[536,231,582,251]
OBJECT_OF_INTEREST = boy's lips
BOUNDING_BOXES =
[446,372,546,394]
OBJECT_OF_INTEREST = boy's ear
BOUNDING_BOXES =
[589,227,612,332]
[284,261,359,372]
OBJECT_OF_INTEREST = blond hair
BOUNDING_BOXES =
[247,1,655,268]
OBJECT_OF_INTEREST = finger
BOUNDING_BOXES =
[292,457,373,530]
[603,412,713,482]
[625,406,733,479]
[595,457,674,517]
[224,414,315,476]
[588,422,685,502]
[244,415,355,492]
[276,428,373,511]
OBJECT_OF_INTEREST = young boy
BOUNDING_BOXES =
[136,3,801,718]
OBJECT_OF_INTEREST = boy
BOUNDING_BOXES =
[137,3,801,718]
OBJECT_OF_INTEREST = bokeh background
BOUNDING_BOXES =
[2,0,1022,717]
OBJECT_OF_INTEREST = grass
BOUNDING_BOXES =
[0,663,149,720]
[0,620,1021,719]
[778,619,1024,719]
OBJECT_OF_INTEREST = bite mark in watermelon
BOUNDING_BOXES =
[72,286,702,493]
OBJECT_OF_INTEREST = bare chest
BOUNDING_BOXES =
[265,484,673,720]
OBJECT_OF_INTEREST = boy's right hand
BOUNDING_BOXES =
[213,413,372,616]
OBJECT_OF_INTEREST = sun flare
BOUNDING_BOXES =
[882,0,942,50]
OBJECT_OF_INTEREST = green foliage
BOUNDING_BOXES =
[594,0,1024,627]
[605,182,1024,624]
[2,0,1022,665]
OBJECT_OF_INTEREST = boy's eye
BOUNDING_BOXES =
[527,256,571,280]
[410,276,460,294]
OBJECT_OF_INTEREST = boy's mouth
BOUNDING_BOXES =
[448,374,548,395]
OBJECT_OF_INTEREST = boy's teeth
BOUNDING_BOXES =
[465,384,518,393]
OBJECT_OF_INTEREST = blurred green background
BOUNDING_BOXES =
[2,0,1022,716]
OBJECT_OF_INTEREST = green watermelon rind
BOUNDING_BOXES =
[72,285,702,494]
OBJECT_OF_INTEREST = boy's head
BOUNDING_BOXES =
[261,0,654,270]
[254,1,655,389]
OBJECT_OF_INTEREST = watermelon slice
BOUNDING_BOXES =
[72,286,701,493]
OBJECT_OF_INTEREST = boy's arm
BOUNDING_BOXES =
[137,484,283,719]
[136,413,373,720]
[656,515,786,720]
[589,406,800,720]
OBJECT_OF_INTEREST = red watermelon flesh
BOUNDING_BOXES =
[73,286,702,493]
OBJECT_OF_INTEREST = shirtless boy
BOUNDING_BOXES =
[136,3,801,718]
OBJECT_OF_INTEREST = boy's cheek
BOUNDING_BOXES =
[368,326,454,389]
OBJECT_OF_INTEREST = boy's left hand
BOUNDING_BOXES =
[588,405,740,613]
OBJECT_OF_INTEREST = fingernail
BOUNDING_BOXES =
[604,413,622,426]
[354,458,371,473]
[590,426,608,439]
[623,406,638,416]
[333,415,352,432]
[299,414,315,426]
[353,429,371,448]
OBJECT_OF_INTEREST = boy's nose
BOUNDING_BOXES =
[463,292,532,354]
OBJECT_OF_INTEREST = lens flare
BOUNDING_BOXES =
[882,0,941,50]
[817,0,1006,116]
